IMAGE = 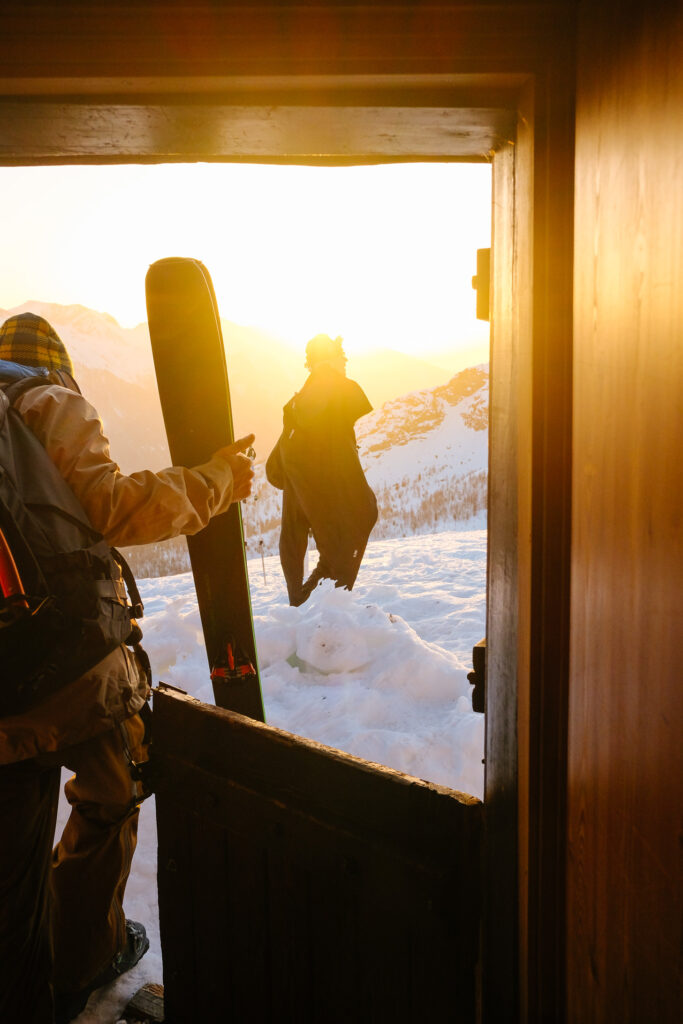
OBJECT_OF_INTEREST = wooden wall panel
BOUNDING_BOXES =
[569,2,683,1020]
[0,4,572,82]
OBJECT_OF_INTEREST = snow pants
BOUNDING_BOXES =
[279,488,371,607]
[0,713,148,1024]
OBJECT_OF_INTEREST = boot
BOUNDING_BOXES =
[55,919,150,1024]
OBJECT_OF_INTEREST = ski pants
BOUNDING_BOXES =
[0,713,148,1024]
[279,488,371,607]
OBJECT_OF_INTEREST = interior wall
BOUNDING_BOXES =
[568,1,683,1020]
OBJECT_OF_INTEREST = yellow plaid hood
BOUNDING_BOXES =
[0,312,74,374]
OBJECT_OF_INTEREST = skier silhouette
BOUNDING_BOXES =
[266,334,377,606]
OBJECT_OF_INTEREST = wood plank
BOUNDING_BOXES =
[155,802,197,1016]
[154,687,480,862]
[486,124,525,1022]
[0,102,513,162]
[223,829,270,1020]
[568,1,683,1020]
[187,815,229,1014]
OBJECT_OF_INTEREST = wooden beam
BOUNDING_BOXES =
[0,101,514,162]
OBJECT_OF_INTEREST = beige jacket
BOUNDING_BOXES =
[0,383,237,763]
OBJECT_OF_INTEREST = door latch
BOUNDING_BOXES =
[471,247,491,322]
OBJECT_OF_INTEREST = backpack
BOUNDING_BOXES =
[0,366,147,716]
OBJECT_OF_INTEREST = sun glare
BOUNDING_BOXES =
[0,162,490,370]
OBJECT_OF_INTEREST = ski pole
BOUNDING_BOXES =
[258,539,266,583]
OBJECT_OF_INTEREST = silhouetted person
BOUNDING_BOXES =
[266,334,377,606]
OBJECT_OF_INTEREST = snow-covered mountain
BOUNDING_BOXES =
[0,300,154,380]
[0,300,458,473]
[0,300,488,576]
[121,364,488,578]
[239,364,488,558]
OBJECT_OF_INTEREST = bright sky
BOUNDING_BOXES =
[0,162,490,365]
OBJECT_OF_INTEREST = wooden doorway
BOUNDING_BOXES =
[1,3,576,1009]
[2,89,524,1020]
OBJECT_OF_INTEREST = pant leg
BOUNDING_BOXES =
[51,713,148,993]
[329,533,371,591]
[301,534,369,601]
[279,488,311,606]
[0,757,60,1024]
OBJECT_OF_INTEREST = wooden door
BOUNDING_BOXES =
[153,685,482,1023]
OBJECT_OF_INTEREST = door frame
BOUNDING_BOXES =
[0,6,577,1017]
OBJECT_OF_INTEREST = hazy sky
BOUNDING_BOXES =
[0,161,490,366]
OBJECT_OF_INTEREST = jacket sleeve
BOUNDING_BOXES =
[15,384,236,547]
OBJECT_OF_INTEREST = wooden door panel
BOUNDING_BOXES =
[153,685,482,1023]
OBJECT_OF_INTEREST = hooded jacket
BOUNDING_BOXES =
[267,364,377,565]
[0,381,237,764]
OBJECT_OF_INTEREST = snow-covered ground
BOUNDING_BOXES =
[60,521,486,1022]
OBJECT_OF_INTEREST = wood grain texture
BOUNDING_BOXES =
[486,136,523,1020]
[568,2,683,1021]
[0,102,514,162]
[153,686,482,1022]
[488,40,576,1018]
[0,4,574,81]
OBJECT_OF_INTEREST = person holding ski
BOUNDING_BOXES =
[0,312,255,1024]
[266,333,377,606]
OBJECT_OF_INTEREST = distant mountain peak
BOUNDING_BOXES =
[1,299,122,330]
[357,364,489,455]
[433,365,488,406]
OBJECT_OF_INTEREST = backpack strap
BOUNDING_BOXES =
[1,369,80,407]
[111,547,145,619]
[1,374,47,404]
[2,375,145,621]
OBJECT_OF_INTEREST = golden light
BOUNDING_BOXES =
[0,162,490,371]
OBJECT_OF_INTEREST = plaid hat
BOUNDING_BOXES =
[305,334,345,369]
[0,313,74,375]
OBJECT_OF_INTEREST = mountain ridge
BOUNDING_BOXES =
[0,300,464,469]
[0,300,489,579]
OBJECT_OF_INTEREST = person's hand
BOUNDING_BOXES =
[216,434,256,502]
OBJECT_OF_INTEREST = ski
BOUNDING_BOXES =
[145,257,265,721]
